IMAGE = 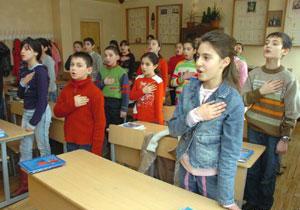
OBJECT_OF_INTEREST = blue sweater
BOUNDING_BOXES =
[18,64,49,126]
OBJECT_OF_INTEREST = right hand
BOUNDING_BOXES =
[142,83,157,94]
[74,95,89,107]
[21,72,35,86]
[104,77,115,85]
[194,101,227,121]
[181,71,195,80]
[259,80,283,95]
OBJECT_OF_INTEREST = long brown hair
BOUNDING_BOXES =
[199,30,240,91]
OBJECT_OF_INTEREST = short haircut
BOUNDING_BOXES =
[266,32,292,49]
[71,51,93,67]
[73,41,83,47]
[83,37,95,46]
[147,34,155,40]
[120,40,129,46]
[235,42,244,50]
[183,39,196,49]
[141,52,159,65]
[21,37,42,61]
[104,45,120,55]
[37,38,52,56]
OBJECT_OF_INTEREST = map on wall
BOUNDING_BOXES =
[156,4,182,44]
[126,7,149,44]
[284,0,300,46]
[232,0,268,45]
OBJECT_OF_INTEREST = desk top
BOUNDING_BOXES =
[238,142,265,168]
[30,150,224,210]
[0,119,33,143]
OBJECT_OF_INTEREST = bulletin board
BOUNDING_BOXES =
[156,4,182,44]
[126,7,149,44]
[232,0,269,45]
[284,0,300,46]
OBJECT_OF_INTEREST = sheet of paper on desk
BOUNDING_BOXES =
[19,154,65,174]
[120,122,145,130]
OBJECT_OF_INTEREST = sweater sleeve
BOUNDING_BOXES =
[91,89,106,155]
[53,86,77,117]
[136,65,142,75]
[281,78,300,137]
[154,81,164,125]
[29,68,49,126]
[241,73,263,106]
[129,79,144,101]
[159,59,169,91]
[120,73,129,112]
[170,64,183,87]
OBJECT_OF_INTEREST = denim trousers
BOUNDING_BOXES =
[244,127,280,210]
[20,105,52,161]
[48,91,57,102]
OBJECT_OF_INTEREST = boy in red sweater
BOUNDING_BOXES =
[130,52,164,125]
[54,52,106,155]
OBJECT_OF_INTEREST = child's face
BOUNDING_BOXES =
[70,57,92,80]
[183,43,196,60]
[234,44,243,55]
[73,43,82,52]
[104,49,119,67]
[148,40,160,54]
[21,44,38,62]
[120,44,129,54]
[41,45,48,54]
[195,42,229,83]
[263,36,288,59]
[141,57,157,77]
[175,43,183,55]
[83,41,94,53]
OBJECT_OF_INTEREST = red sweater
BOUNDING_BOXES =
[136,58,168,91]
[54,78,106,155]
[130,75,164,125]
[168,54,185,76]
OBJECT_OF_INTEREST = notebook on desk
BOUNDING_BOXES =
[238,148,254,163]
[20,154,65,174]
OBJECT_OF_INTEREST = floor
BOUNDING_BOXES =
[1,124,300,210]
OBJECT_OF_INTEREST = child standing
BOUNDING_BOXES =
[54,52,106,155]
[119,40,136,82]
[130,52,164,125]
[83,37,103,82]
[170,40,197,101]
[234,42,246,62]
[64,41,83,71]
[136,39,168,91]
[38,38,57,102]
[242,32,300,210]
[14,38,52,196]
[98,46,129,126]
[168,31,244,210]
[168,42,184,105]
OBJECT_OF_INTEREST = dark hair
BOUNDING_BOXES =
[71,52,93,67]
[266,32,292,49]
[141,52,159,65]
[104,45,120,56]
[21,37,42,61]
[109,40,119,47]
[149,39,162,58]
[83,37,95,46]
[37,38,52,56]
[199,30,240,91]
[235,42,244,51]
[120,40,129,46]
[73,41,83,47]
[183,39,196,49]
[147,34,155,40]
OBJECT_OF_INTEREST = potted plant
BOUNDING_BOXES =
[210,4,221,28]
[186,10,200,28]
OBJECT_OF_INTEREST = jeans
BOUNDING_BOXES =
[48,91,57,102]
[20,105,52,161]
[244,127,280,210]
[66,143,91,152]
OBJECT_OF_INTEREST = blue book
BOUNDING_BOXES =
[238,148,254,163]
[19,154,65,174]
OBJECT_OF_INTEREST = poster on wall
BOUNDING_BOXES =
[156,4,182,44]
[284,0,300,46]
[126,7,149,44]
[232,0,268,45]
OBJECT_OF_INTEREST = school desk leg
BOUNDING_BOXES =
[110,144,116,162]
[235,167,247,207]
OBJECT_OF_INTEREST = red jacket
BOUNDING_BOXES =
[136,58,168,91]
[54,78,106,155]
[130,75,164,125]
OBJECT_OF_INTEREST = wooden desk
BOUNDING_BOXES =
[28,150,224,210]
[0,120,33,208]
[9,100,66,152]
[109,122,265,207]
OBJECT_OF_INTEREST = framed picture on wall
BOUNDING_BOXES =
[267,10,283,27]
[156,4,182,44]
[284,0,300,46]
[126,7,149,44]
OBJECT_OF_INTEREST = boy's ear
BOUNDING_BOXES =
[282,48,289,56]
[87,66,93,74]
[154,64,159,69]
[221,56,231,69]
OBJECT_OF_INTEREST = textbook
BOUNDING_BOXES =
[120,122,145,130]
[238,148,254,163]
[19,154,65,174]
